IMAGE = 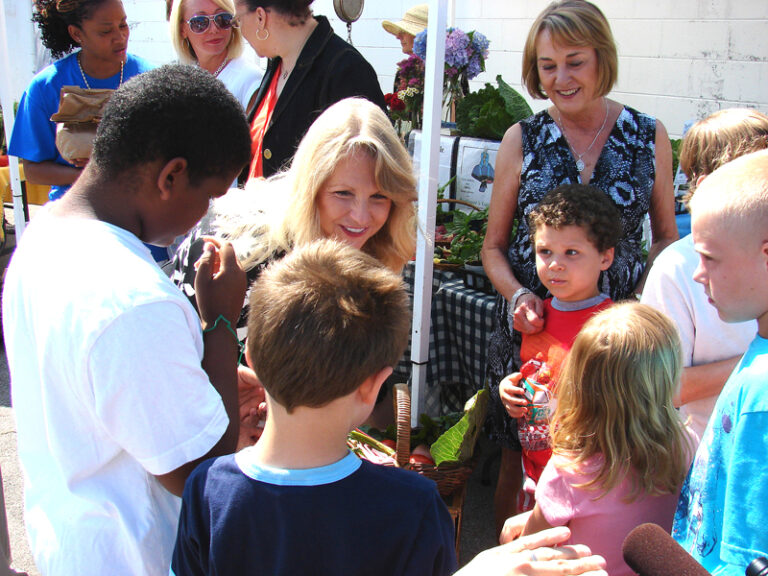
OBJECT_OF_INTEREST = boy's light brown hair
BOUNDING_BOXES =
[680,108,768,206]
[246,239,411,413]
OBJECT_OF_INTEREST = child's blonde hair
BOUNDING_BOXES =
[551,302,692,502]
[679,108,768,206]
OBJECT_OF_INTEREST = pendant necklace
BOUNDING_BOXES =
[557,98,609,173]
[281,65,291,81]
[78,52,124,90]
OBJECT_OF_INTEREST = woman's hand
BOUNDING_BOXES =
[500,373,529,419]
[455,527,608,576]
[194,240,247,328]
[513,292,545,334]
[237,364,267,450]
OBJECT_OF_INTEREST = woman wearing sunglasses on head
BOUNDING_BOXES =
[9,0,152,203]
[233,0,386,179]
[170,0,263,109]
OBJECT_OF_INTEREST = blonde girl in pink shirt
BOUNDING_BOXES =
[501,302,696,576]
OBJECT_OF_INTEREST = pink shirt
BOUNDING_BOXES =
[536,453,686,576]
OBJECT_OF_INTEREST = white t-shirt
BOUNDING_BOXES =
[217,56,263,110]
[2,209,229,576]
[641,234,756,438]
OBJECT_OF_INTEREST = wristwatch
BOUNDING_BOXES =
[508,287,533,316]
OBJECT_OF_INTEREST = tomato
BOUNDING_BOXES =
[409,454,434,465]
[381,438,397,450]
[409,444,435,465]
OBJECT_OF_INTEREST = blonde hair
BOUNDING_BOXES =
[679,108,768,206]
[551,302,692,502]
[688,149,768,239]
[212,98,417,273]
[169,0,244,64]
[522,0,617,100]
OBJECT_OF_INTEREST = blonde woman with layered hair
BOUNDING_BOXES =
[169,0,262,108]
[501,303,695,576]
[170,98,416,448]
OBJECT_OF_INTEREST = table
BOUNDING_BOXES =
[393,264,497,416]
[0,164,51,213]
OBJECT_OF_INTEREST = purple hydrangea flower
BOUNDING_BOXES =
[444,27,470,69]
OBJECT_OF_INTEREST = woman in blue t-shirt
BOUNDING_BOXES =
[9,0,153,203]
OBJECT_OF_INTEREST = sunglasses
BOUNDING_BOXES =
[185,12,237,34]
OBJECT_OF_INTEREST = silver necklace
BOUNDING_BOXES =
[557,98,609,173]
[212,58,229,78]
[77,53,124,90]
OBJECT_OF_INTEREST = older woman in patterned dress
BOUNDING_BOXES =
[481,0,678,536]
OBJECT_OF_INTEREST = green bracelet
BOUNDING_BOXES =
[203,314,244,364]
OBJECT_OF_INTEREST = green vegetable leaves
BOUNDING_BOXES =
[430,389,488,467]
[455,76,533,141]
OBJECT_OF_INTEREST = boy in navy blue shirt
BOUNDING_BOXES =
[171,240,457,576]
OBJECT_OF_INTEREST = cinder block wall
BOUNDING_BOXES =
[5,0,767,140]
[309,0,768,138]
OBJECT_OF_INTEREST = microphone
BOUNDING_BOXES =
[747,557,768,576]
[622,523,709,576]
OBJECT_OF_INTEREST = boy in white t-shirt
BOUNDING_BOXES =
[2,64,251,576]
[642,109,767,439]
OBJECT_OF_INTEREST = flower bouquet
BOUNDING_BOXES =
[413,27,490,121]
[385,54,425,137]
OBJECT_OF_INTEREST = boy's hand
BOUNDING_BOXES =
[237,365,267,450]
[194,240,247,328]
[500,372,528,419]
[513,293,544,334]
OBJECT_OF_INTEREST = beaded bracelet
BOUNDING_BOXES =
[203,314,244,364]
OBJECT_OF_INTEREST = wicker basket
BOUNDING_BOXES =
[392,383,474,497]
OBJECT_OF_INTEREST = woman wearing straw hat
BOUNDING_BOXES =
[382,4,428,55]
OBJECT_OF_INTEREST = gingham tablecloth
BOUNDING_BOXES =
[394,264,497,416]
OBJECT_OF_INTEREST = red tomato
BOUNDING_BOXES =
[410,444,435,465]
[381,439,397,450]
[409,454,434,465]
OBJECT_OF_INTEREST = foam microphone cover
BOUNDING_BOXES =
[622,523,709,576]
[747,557,768,576]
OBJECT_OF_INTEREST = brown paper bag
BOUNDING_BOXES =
[50,86,113,163]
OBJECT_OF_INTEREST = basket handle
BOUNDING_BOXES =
[437,198,483,212]
[392,383,411,468]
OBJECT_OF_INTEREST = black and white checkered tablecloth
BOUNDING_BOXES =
[394,264,497,416]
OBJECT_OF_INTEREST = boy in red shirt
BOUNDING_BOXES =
[500,184,621,510]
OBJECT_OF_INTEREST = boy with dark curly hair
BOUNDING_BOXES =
[3,64,251,575]
[498,183,622,511]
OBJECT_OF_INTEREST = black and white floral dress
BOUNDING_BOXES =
[485,106,658,448]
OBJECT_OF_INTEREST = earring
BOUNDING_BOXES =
[184,38,190,50]
[256,27,269,41]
